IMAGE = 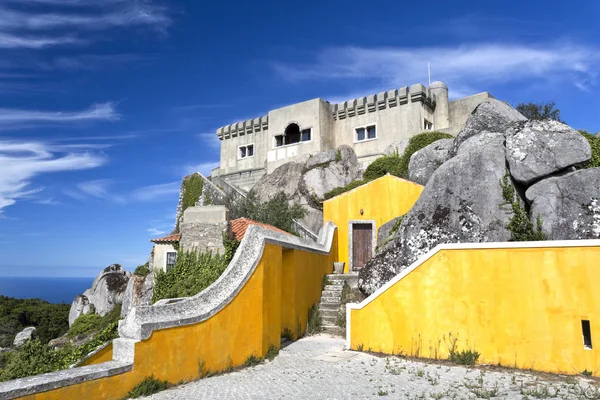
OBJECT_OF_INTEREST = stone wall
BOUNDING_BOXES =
[179,206,229,254]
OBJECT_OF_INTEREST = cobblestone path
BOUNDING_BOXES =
[147,334,599,399]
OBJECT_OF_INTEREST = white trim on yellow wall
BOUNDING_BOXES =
[346,239,600,349]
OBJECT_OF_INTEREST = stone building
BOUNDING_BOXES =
[211,81,491,191]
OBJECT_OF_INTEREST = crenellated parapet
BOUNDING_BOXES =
[217,115,269,141]
[333,83,436,120]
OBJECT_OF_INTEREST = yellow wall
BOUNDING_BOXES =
[323,175,423,273]
[349,244,600,375]
[19,236,337,400]
[80,344,113,366]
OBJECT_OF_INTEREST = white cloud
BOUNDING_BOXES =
[273,42,600,99]
[198,132,221,150]
[130,182,180,202]
[0,102,120,127]
[146,227,167,236]
[67,180,180,204]
[0,140,106,213]
[184,161,220,176]
[0,0,171,49]
[35,198,59,205]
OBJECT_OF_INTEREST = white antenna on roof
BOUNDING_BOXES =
[428,62,431,86]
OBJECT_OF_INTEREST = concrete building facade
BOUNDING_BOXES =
[212,81,491,191]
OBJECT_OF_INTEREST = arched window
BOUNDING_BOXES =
[284,123,301,145]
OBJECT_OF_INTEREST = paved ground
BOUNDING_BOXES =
[147,334,600,399]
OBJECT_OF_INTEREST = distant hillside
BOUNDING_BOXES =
[0,296,70,348]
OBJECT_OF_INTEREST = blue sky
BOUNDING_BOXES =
[0,0,599,277]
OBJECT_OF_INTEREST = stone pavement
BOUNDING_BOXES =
[147,334,600,399]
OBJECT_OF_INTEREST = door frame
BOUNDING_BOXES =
[348,220,377,272]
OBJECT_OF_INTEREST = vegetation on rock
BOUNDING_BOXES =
[0,306,120,381]
[500,171,547,242]
[227,191,307,234]
[579,131,600,169]
[516,101,562,122]
[133,263,150,277]
[0,295,70,348]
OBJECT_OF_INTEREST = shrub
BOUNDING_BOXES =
[449,349,481,366]
[363,154,403,180]
[126,375,170,399]
[227,191,307,234]
[579,131,600,169]
[265,345,279,361]
[500,171,547,241]
[323,179,371,200]
[133,263,150,277]
[243,354,263,367]
[153,250,231,302]
[67,304,122,339]
[306,304,322,335]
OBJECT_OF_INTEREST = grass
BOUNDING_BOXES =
[67,304,122,339]
[125,375,170,399]
[281,327,295,341]
[243,354,263,367]
[265,345,279,361]
[449,349,481,367]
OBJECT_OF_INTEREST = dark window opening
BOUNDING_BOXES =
[582,320,593,349]
[301,129,311,142]
[285,123,301,145]
[239,146,247,158]
[367,125,376,139]
[238,144,254,159]
[247,144,254,157]
[275,135,284,147]
[356,127,365,141]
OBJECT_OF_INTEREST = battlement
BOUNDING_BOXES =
[332,83,436,120]
[217,115,269,141]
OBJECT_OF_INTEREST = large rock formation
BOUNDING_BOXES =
[448,98,527,157]
[526,168,600,240]
[359,99,595,295]
[13,327,36,347]
[250,145,363,234]
[68,295,93,326]
[69,264,131,326]
[408,139,453,185]
[121,272,155,318]
[360,140,514,295]
[505,120,592,185]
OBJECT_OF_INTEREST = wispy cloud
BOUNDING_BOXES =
[0,102,120,127]
[0,0,171,50]
[146,227,167,236]
[67,181,180,204]
[35,198,59,205]
[0,140,106,213]
[273,42,600,98]
[198,132,221,150]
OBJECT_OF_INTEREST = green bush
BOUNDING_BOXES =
[449,349,481,366]
[500,171,547,242]
[133,263,150,277]
[153,250,232,302]
[363,154,403,180]
[67,304,122,339]
[126,375,170,399]
[323,179,371,200]
[0,295,70,348]
[228,191,307,234]
[306,304,322,335]
[579,131,600,169]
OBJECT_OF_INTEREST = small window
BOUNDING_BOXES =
[355,125,376,142]
[424,119,433,130]
[166,251,177,271]
[285,123,301,145]
[582,320,593,349]
[275,135,284,147]
[238,144,254,159]
[301,129,311,142]
[367,125,376,139]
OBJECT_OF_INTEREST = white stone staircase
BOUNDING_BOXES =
[318,274,357,332]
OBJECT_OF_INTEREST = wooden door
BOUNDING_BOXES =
[352,223,373,271]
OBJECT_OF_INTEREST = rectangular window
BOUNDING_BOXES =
[424,119,433,130]
[367,125,376,139]
[355,125,376,142]
[582,320,593,349]
[285,131,301,145]
[301,129,311,142]
[275,135,284,147]
[238,144,254,159]
[166,251,177,271]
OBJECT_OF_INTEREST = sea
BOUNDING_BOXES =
[0,277,94,304]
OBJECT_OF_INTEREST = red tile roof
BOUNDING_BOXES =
[229,218,289,241]
[150,233,181,243]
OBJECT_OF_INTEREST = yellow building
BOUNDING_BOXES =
[323,174,423,273]
[348,240,600,375]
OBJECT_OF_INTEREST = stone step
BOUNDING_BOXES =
[322,316,337,325]
[322,290,342,298]
[321,297,342,304]
[323,285,343,291]
[326,273,357,280]
[318,308,339,318]
[318,302,340,310]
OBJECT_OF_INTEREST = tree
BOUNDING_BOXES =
[516,101,563,122]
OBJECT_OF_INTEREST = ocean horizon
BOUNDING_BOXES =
[0,277,94,304]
